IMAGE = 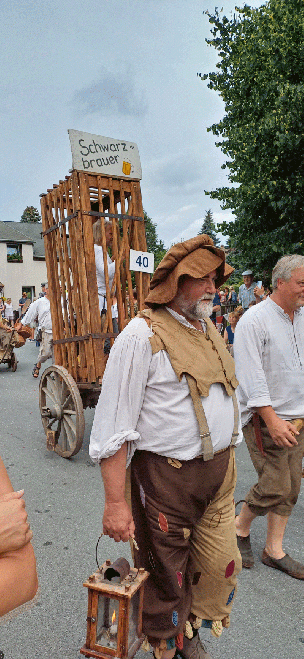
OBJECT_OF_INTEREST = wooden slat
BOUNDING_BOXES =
[71,171,88,381]
[58,186,78,381]
[52,189,71,370]
[41,195,63,366]
[64,178,85,381]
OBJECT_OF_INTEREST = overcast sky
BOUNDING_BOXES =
[1,0,263,247]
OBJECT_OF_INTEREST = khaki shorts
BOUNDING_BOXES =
[244,419,304,516]
[38,330,53,364]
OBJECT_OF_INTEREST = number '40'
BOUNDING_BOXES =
[136,255,148,268]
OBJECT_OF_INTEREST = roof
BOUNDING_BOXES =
[0,221,45,259]
[0,220,33,244]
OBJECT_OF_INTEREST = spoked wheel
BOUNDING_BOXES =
[11,354,17,372]
[39,365,85,458]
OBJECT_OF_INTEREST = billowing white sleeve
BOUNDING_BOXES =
[21,300,39,326]
[89,320,152,466]
[234,315,272,409]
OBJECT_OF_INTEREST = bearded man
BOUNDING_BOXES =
[89,236,242,659]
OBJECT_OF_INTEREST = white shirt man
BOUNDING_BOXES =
[234,255,304,580]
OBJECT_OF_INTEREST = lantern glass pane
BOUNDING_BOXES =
[128,590,140,647]
[96,596,119,649]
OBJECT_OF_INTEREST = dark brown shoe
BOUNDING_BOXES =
[262,549,304,579]
[176,635,214,659]
[236,533,254,568]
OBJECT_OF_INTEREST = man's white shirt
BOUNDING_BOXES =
[89,309,242,466]
[21,297,52,333]
[234,296,304,427]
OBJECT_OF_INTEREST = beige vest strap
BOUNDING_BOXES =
[186,374,239,461]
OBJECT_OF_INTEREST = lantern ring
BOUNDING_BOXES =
[95,534,140,577]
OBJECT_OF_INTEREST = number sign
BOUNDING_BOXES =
[129,249,154,274]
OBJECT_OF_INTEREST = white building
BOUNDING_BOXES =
[0,221,47,315]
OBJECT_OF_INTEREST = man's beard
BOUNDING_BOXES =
[175,293,214,320]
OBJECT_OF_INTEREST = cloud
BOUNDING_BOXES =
[150,153,203,193]
[72,66,148,118]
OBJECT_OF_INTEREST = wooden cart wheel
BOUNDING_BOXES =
[39,365,85,458]
[11,354,17,372]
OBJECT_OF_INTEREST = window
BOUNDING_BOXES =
[7,243,23,262]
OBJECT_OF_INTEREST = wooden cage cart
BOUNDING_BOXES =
[39,170,149,458]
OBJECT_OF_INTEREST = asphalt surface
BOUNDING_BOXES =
[0,341,304,659]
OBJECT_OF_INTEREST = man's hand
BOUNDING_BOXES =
[267,417,299,447]
[0,490,33,554]
[15,322,22,332]
[103,499,135,543]
[254,285,265,301]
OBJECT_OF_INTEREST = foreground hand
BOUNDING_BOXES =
[0,490,33,554]
[103,500,135,543]
[14,322,22,332]
[268,418,299,447]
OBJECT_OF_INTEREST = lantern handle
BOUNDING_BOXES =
[95,534,139,571]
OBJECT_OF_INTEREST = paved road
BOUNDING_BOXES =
[0,341,304,659]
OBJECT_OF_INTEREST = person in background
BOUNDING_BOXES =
[15,284,52,378]
[18,292,28,317]
[228,286,237,304]
[210,288,221,324]
[219,289,226,304]
[39,284,46,298]
[93,219,118,353]
[238,270,257,311]
[0,455,38,616]
[223,310,242,354]
[4,298,14,327]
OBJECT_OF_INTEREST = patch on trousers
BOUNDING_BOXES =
[172,611,178,627]
[183,528,191,540]
[139,483,145,507]
[148,549,156,571]
[176,571,183,588]
[166,638,175,650]
[225,560,235,578]
[208,510,222,528]
[158,512,169,533]
[192,571,201,586]
[175,633,183,650]
[226,587,235,606]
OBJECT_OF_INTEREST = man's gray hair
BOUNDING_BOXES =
[92,218,112,245]
[272,255,304,289]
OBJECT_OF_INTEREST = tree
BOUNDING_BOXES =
[198,209,220,246]
[21,206,41,223]
[200,0,304,274]
[144,211,167,269]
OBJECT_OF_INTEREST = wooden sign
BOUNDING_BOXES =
[68,129,142,179]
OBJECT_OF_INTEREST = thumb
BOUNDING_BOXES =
[0,489,24,503]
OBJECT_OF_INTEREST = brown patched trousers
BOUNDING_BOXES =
[131,446,241,640]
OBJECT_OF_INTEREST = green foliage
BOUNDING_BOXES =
[201,0,304,274]
[144,211,167,269]
[20,206,41,223]
[198,209,220,246]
